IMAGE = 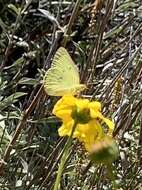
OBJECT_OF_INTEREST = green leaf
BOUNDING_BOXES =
[116,2,137,13]
[8,4,21,15]
[4,57,25,69]
[0,114,11,158]
[29,116,60,124]
[18,77,38,85]
[0,92,27,111]
[0,18,8,33]
[104,25,123,39]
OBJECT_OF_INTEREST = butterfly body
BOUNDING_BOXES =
[43,47,86,96]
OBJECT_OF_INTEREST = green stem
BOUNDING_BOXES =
[53,121,78,190]
[107,164,117,190]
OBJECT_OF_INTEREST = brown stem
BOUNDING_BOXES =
[61,0,82,47]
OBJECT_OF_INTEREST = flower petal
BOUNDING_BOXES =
[102,117,114,133]
[90,109,104,119]
[54,109,72,122]
[89,101,101,111]
[58,120,74,136]
[53,95,76,114]
[75,99,89,111]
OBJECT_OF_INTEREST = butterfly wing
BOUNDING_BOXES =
[43,47,82,96]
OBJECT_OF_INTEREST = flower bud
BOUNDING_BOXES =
[89,137,119,164]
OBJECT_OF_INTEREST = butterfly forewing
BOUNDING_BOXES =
[44,47,83,96]
[52,47,80,84]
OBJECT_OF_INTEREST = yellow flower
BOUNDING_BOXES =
[53,95,114,152]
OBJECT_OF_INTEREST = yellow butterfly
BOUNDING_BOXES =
[43,47,86,96]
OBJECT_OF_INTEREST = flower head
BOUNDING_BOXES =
[53,95,114,152]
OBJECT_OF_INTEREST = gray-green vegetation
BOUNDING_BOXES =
[0,0,141,189]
